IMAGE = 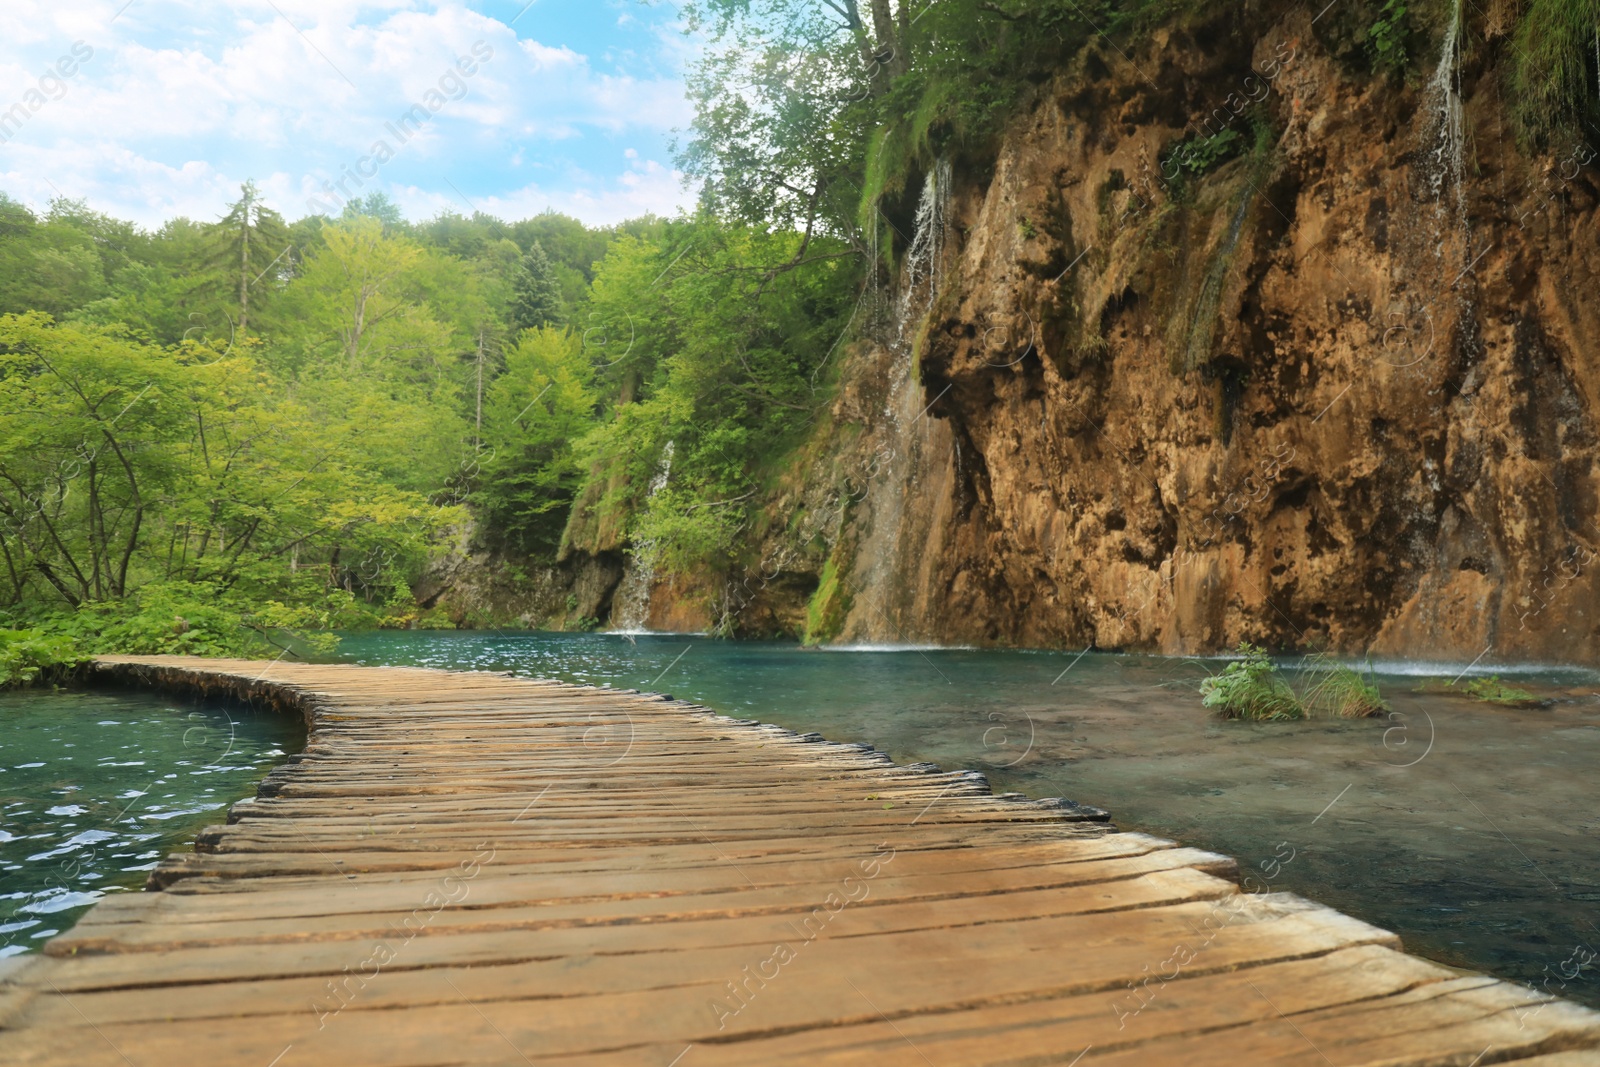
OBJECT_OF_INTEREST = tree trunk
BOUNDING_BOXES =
[239,205,251,334]
[475,329,485,450]
[862,0,901,90]
[891,0,912,75]
[0,532,23,604]
[86,459,104,600]
[868,0,898,54]
[32,560,81,607]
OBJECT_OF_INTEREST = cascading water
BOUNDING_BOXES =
[1397,0,1480,392]
[897,157,952,342]
[611,440,674,633]
[843,158,954,640]
[1423,0,1467,240]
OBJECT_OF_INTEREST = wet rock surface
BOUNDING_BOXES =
[737,3,1600,660]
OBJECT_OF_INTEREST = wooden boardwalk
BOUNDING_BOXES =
[1,656,1597,1066]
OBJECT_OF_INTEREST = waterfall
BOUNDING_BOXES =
[1423,0,1466,236]
[835,159,955,641]
[1181,187,1256,373]
[611,440,674,633]
[898,157,952,341]
[868,204,883,318]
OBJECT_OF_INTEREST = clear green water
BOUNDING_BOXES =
[341,630,1600,1007]
[0,686,304,958]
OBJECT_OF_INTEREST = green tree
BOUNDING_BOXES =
[341,192,408,231]
[0,314,185,604]
[209,181,290,335]
[680,3,879,245]
[563,218,857,573]
[476,327,596,554]
[277,218,472,493]
[0,197,114,319]
[510,241,563,331]
[0,312,456,624]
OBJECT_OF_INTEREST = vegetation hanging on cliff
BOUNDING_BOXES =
[1509,0,1600,144]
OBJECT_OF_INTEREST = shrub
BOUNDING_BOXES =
[1199,643,1306,720]
[8,581,349,664]
[0,629,88,688]
[1165,128,1245,179]
[1369,0,1412,72]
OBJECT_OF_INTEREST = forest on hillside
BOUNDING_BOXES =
[3,0,1596,680]
[0,183,857,665]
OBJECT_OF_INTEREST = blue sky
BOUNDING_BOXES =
[0,0,700,227]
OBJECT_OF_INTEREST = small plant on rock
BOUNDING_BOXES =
[1368,0,1412,73]
[1463,675,1540,707]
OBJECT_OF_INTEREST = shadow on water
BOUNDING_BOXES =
[0,684,305,956]
[339,629,1600,1008]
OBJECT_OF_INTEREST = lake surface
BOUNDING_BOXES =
[0,686,303,958]
[340,630,1600,1007]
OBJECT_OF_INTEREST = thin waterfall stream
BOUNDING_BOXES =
[611,439,675,633]
[840,159,954,639]
[1425,0,1467,240]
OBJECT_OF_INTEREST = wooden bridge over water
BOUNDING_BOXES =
[0,656,1596,1065]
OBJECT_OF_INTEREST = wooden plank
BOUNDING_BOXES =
[24,874,1255,991]
[67,845,1234,928]
[51,866,1238,954]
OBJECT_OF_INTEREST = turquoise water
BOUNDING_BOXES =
[340,630,1600,1007]
[0,686,304,958]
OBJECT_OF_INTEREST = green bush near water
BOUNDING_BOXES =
[1300,652,1389,717]
[1413,674,1543,706]
[0,579,382,688]
[1200,643,1306,720]
[1200,644,1388,720]
[0,630,88,689]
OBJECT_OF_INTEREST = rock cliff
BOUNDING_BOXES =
[436,2,1600,662]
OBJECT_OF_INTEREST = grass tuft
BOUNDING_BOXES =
[1509,0,1600,144]
[1200,645,1390,720]
[1300,652,1388,718]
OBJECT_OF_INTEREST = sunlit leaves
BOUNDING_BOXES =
[0,313,457,619]
[566,218,858,573]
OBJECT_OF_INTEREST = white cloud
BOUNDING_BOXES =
[394,153,699,226]
[0,0,698,227]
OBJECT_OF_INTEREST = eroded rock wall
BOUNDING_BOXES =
[739,2,1600,660]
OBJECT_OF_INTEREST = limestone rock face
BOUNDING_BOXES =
[730,3,1600,660]
[414,519,624,631]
